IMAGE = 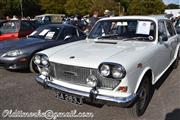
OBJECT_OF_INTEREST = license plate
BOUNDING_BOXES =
[56,91,83,105]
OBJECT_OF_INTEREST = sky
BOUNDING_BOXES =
[163,0,180,5]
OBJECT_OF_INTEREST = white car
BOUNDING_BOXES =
[34,16,180,117]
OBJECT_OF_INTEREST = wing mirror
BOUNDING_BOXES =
[64,35,72,40]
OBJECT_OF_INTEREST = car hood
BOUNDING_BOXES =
[46,40,152,68]
[0,38,45,52]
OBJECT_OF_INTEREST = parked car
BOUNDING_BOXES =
[0,20,41,41]
[34,16,180,117]
[0,24,86,72]
[35,14,65,24]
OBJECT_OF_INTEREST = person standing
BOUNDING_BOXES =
[89,11,99,31]
[103,10,111,17]
[6,16,11,21]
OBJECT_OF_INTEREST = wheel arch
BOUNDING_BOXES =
[174,43,180,59]
[134,67,154,94]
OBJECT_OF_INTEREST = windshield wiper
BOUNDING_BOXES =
[97,34,119,39]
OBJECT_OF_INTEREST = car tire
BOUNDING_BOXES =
[173,50,179,69]
[126,76,151,117]
[29,56,39,73]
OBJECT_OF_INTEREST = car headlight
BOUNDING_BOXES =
[34,54,49,67]
[99,63,126,79]
[2,50,23,57]
[34,55,41,65]
[41,55,49,67]
[34,54,50,76]
[99,64,110,77]
[40,67,49,76]
[112,65,126,79]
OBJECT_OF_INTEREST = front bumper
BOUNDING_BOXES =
[0,55,30,69]
[36,75,138,107]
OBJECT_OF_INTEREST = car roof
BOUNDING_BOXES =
[100,15,169,22]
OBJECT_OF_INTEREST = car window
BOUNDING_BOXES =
[58,27,77,40]
[165,21,176,37]
[44,16,51,24]
[158,21,168,40]
[21,21,34,31]
[0,21,19,34]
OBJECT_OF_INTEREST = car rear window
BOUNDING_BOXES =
[0,21,19,34]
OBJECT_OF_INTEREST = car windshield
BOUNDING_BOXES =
[28,26,61,40]
[0,21,19,34]
[88,19,156,41]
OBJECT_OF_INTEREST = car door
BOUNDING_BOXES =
[165,20,178,61]
[153,20,171,80]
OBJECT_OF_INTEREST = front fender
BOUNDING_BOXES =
[134,67,154,93]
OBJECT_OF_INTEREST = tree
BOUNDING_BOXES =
[0,0,21,18]
[65,0,119,16]
[114,0,131,13]
[0,0,42,18]
[127,0,165,15]
[39,0,66,14]
[22,0,42,17]
[166,4,179,9]
[64,0,90,15]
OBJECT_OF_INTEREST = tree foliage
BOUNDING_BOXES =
[22,0,42,17]
[166,4,179,9]
[65,0,119,16]
[0,0,170,18]
[39,0,66,14]
[127,0,166,15]
[0,0,21,17]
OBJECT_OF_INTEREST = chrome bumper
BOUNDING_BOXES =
[36,76,138,107]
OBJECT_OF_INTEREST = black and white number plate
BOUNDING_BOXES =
[56,91,83,105]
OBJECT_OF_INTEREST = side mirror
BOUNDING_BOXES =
[64,35,72,40]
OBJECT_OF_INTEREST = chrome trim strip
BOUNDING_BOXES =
[36,76,137,106]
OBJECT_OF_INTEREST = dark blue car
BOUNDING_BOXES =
[0,24,86,72]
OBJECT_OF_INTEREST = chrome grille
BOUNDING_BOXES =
[50,62,121,89]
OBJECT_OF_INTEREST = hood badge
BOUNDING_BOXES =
[69,56,75,59]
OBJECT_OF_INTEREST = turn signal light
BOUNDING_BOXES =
[119,86,128,92]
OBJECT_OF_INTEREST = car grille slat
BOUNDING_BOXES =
[49,62,120,89]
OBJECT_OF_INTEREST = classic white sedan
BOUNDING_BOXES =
[34,16,180,117]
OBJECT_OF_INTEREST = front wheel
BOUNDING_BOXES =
[126,76,151,117]
[29,56,39,73]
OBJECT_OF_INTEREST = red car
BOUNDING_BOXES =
[0,20,41,41]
